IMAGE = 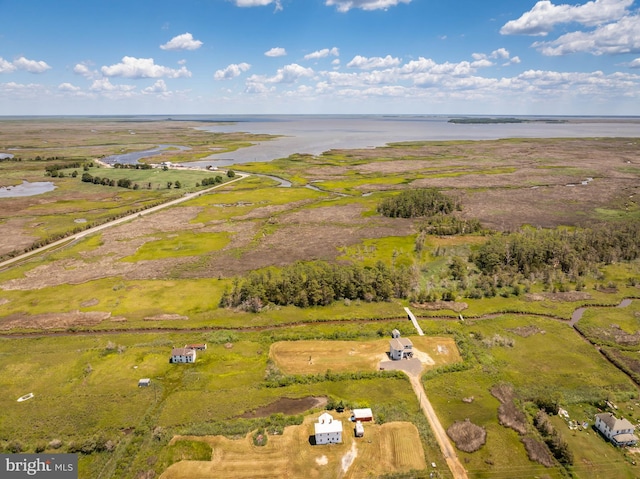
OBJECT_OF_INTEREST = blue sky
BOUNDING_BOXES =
[1,0,639,115]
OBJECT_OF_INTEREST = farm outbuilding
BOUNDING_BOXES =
[354,421,364,437]
[138,378,151,387]
[314,412,343,445]
[391,329,401,338]
[352,408,373,422]
[186,343,207,351]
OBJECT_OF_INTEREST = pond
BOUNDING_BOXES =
[0,180,56,198]
[101,144,190,166]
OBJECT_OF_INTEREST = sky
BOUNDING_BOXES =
[1,0,639,116]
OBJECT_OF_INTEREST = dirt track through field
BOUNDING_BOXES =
[409,372,468,479]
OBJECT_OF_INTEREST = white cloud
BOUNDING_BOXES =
[304,48,340,60]
[533,14,640,55]
[143,80,169,94]
[235,0,282,11]
[491,48,511,60]
[326,0,411,12]
[265,47,287,57]
[13,56,52,73]
[272,63,315,83]
[630,58,640,68]
[246,63,314,93]
[160,33,203,51]
[501,0,633,36]
[58,82,81,92]
[214,62,251,80]
[73,63,97,79]
[101,57,191,79]
[347,55,401,70]
[89,78,136,92]
[0,57,17,73]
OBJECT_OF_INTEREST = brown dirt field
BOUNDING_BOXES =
[446,419,487,453]
[239,396,328,418]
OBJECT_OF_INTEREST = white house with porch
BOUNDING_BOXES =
[314,412,343,445]
[389,337,413,360]
[595,412,639,446]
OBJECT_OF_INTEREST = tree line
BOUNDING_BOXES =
[377,188,460,218]
[472,223,640,277]
[219,261,415,311]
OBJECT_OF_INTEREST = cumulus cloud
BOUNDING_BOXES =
[500,0,633,36]
[73,62,98,79]
[101,57,191,79]
[0,57,17,73]
[533,14,640,55]
[246,63,314,92]
[347,55,401,70]
[13,56,52,73]
[235,0,282,11]
[143,80,168,94]
[214,62,251,80]
[160,33,203,51]
[58,82,81,92]
[326,0,411,12]
[89,78,136,92]
[265,47,287,57]
[630,58,640,68]
[304,47,340,60]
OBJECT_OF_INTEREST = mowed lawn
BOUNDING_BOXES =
[270,336,461,375]
[160,416,426,479]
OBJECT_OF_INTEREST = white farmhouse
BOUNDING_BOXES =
[389,337,413,360]
[314,412,343,445]
[595,412,639,446]
[171,347,196,363]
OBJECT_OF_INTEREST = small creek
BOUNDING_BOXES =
[570,298,634,326]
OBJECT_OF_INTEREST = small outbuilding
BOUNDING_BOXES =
[354,421,364,438]
[138,378,151,387]
[352,408,373,422]
[186,343,207,351]
[314,412,343,445]
[391,329,401,338]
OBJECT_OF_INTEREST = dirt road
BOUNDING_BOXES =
[408,374,469,479]
[0,174,248,271]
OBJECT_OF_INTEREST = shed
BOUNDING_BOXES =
[138,378,151,387]
[186,343,207,351]
[352,408,373,422]
[354,421,364,437]
[391,329,401,338]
